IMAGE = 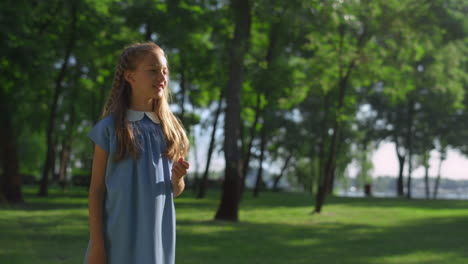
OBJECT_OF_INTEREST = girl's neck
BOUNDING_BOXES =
[129,98,164,112]
[130,98,158,112]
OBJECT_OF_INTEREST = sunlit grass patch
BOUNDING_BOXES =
[1,186,467,264]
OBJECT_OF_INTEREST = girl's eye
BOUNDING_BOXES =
[148,68,168,75]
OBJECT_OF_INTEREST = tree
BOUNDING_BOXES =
[215,0,251,222]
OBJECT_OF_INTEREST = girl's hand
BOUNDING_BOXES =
[171,157,190,180]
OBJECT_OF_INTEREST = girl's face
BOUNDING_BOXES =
[125,49,168,102]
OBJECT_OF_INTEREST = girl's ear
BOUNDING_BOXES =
[124,70,134,84]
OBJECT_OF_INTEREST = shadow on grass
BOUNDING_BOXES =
[326,196,468,210]
[1,187,468,264]
[176,215,468,264]
[0,202,88,211]
[0,195,88,211]
[0,208,89,264]
[195,190,468,211]
[0,186,87,211]
[22,184,89,198]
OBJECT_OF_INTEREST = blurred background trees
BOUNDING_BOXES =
[1,0,467,220]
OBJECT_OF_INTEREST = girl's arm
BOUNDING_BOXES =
[87,144,108,263]
[172,176,185,198]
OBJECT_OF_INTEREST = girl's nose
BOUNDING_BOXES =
[156,71,166,82]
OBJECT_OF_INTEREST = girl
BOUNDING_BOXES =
[83,42,190,264]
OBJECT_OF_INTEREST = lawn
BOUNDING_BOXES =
[1,186,467,264]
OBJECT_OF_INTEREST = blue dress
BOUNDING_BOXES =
[83,109,175,264]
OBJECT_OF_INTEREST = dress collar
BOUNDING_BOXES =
[126,109,161,124]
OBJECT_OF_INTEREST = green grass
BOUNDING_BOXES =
[1,186,468,264]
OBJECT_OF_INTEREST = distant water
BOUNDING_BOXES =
[337,190,468,200]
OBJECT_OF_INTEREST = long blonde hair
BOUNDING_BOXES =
[101,41,189,162]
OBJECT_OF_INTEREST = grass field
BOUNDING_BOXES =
[1,186,467,264]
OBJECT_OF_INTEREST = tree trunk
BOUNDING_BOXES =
[197,91,224,198]
[215,0,251,222]
[179,63,187,124]
[38,1,78,196]
[253,121,266,197]
[58,137,71,190]
[0,103,23,204]
[272,153,293,191]
[315,21,362,213]
[423,151,430,199]
[240,93,261,196]
[51,144,59,183]
[328,165,337,195]
[326,132,344,195]
[145,21,152,41]
[316,93,330,199]
[396,151,405,197]
[241,20,280,197]
[405,99,414,199]
[58,93,77,190]
[187,127,198,192]
[310,155,320,195]
[315,118,341,213]
[433,151,445,199]
[406,155,413,199]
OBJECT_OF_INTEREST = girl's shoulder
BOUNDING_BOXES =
[92,114,115,132]
[88,114,117,139]
[88,114,116,153]
[98,114,115,126]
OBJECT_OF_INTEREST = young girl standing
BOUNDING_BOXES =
[83,42,190,264]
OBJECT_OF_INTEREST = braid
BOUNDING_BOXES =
[101,52,130,118]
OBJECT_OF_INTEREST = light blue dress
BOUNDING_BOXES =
[83,109,175,264]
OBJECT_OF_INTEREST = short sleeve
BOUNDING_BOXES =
[87,116,113,153]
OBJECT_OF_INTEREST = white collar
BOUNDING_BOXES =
[126,109,161,124]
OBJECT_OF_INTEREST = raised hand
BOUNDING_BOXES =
[171,157,190,180]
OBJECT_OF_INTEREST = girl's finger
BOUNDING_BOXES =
[178,167,187,175]
[177,158,189,168]
[172,165,181,172]
[175,162,189,170]
[173,163,182,171]
[172,167,185,177]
